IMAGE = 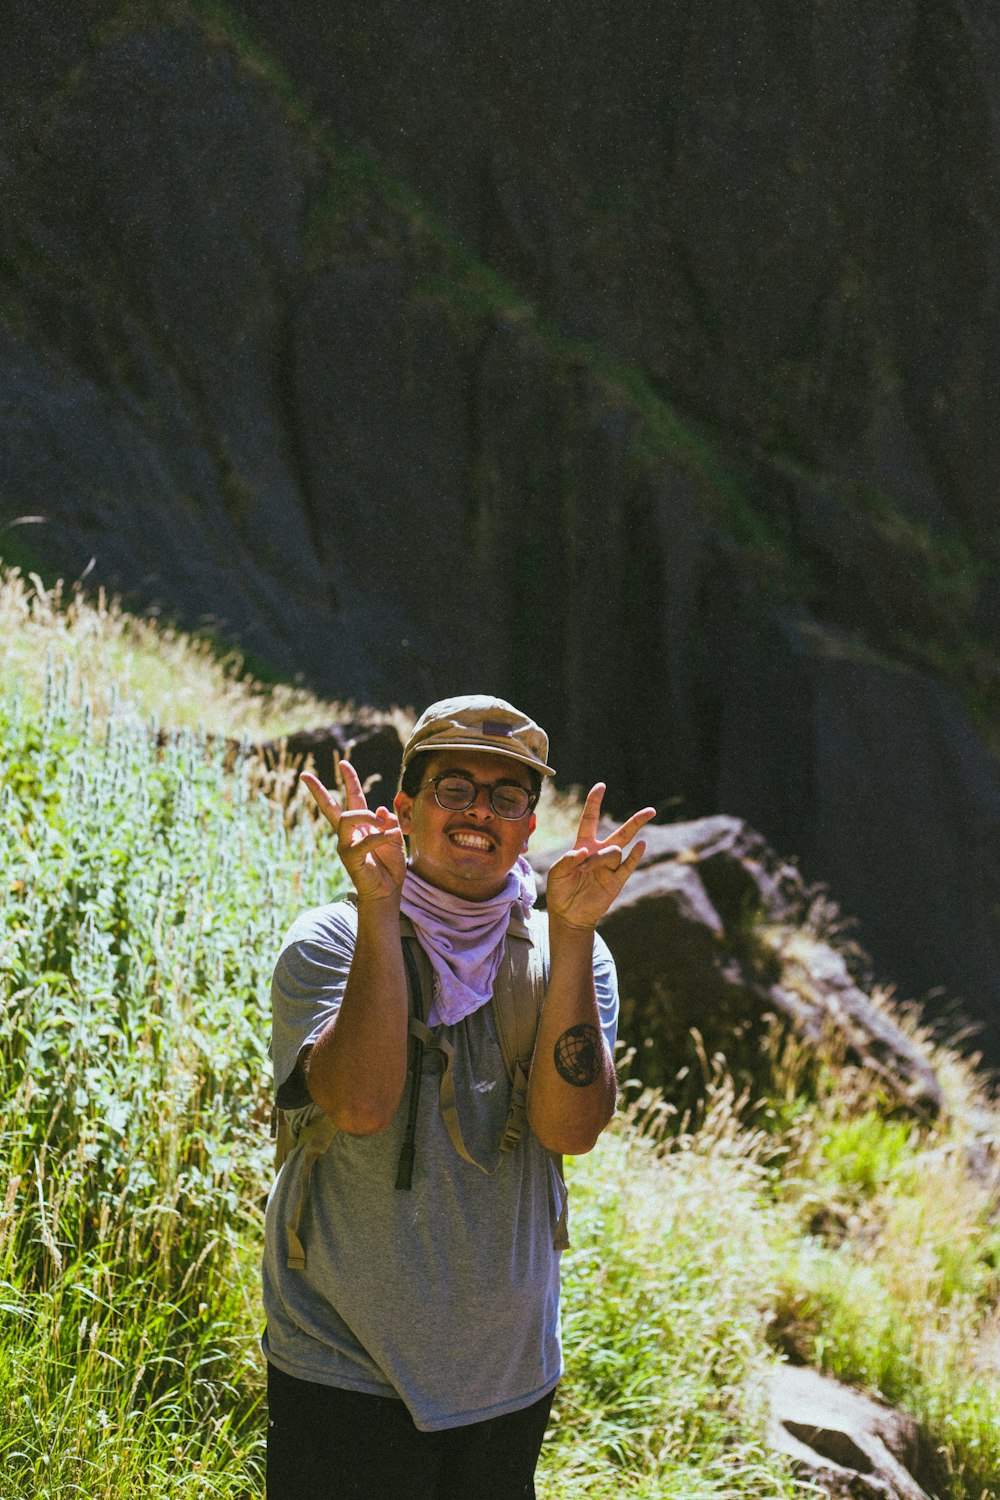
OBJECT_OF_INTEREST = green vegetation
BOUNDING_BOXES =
[548,1105,805,1499]
[2,564,1000,1498]
[0,572,348,1496]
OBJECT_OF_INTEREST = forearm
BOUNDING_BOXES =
[305,897,409,1133]
[526,917,617,1156]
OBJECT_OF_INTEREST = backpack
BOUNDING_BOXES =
[273,904,569,1271]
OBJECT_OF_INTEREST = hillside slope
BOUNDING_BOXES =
[3,0,1000,1050]
[2,569,1000,1499]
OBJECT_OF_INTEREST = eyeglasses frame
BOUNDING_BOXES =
[418,772,539,820]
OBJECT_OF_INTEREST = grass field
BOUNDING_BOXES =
[2,565,999,1498]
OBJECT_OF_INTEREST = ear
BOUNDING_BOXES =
[394,789,413,836]
[521,811,536,852]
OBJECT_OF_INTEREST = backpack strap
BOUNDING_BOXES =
[396,918,493,1175]
[399,908,546,1176]
[395,934,426,1190]
[283,1109,339,1270]
[493,906,548,1155]
[501,909,568,1249]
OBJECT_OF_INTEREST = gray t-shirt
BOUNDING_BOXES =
[261,898,619,1432]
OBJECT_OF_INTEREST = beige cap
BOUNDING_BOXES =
[401,695,555,778]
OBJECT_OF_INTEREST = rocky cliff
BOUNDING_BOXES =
[3,1,1000,1053]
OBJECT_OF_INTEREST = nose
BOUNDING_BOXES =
[466,784,495,818]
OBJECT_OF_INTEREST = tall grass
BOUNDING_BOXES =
[765,1036,1000,1500]
[544,1092,808,1498]
[545,1046,1000,1500]
[0,566,336,737]
[0,643,346,1495]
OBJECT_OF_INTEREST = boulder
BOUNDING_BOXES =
[532,815,943,1112]
[256,719,404,806]
[767,1363,936,1500]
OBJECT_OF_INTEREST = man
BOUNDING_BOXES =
[262,695,654,1499]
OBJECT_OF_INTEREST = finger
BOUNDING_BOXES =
[339,759,370,812]
[603,805,657,849]
[548,845,592,877]
[371,818,404,846]
[600,839,646,895]
[348,828,405,856]
[619,839,646,876]
[577,841,642,904]
[574,783,606,846]
[336,810,403,847]
[300,771,343,828]
[377,827,406,851]
[336,808,389,845]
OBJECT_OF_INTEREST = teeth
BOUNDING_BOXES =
[450,832,493,850]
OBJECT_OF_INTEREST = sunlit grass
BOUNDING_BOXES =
[0,562,341,739]
[0,633,349,1495]
[761,1006,1000,1500]
[544,1096,807,1498]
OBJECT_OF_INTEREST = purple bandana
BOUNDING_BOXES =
[399,857,537,1027]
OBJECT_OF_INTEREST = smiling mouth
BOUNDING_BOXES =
[448,830,496,852]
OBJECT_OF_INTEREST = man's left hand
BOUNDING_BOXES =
[544,784,655,931]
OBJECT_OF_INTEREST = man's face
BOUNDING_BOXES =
[394,749,537,901]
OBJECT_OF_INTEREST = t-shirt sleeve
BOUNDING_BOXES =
[269,900,359,1094]
[592,931,619,1057]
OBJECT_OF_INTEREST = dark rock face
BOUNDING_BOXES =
[3,2,1000,1057]
[226,0,1000,540]
[2,17,327,680]
[716,615,1000,1056]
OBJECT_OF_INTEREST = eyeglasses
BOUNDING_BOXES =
[420,774,537,820]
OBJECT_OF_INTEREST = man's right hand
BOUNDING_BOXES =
[300,761,406,903]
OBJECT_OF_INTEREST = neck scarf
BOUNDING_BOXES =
[399,857,537,1027]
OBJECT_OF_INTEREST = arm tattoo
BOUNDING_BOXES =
[554,1024,602,1087]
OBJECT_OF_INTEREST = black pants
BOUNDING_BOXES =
[266,1364,555,1500]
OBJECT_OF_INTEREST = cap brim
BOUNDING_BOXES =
[403,739,556,777]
